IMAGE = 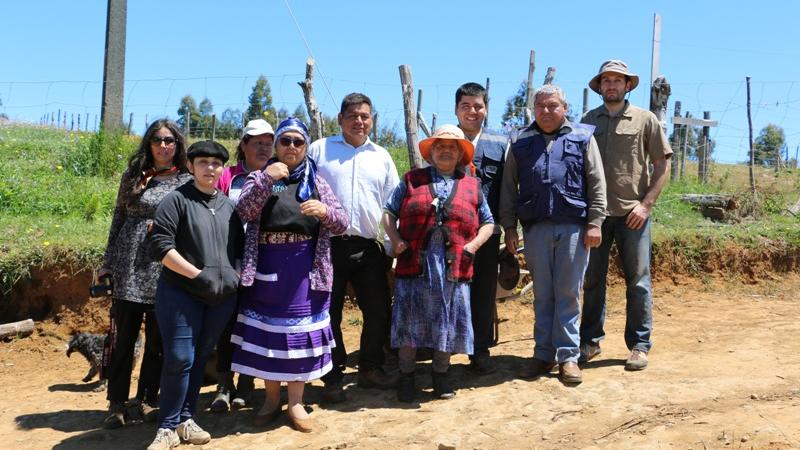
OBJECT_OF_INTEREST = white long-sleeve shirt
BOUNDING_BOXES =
[308,135,400,240]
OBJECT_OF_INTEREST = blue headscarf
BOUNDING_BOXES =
[270,117,316,202]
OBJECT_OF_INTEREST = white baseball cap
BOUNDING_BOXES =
[241,119,274,139]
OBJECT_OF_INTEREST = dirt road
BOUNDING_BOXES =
[1,276,798,449]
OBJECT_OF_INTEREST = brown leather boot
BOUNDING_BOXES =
[559,362,582,385]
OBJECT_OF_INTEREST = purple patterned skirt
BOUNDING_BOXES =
[231,238,335,382]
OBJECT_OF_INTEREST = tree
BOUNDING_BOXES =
[177,95,200,136]
[753,124,786,167]
[197,98,214,138]
[216,108,243,140]
[246,75,277,125]
[669,125,715,161]
[501,81,527,129]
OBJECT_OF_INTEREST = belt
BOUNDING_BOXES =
[333,235,373,242]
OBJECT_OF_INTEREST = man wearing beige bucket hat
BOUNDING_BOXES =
[580,60,672,371]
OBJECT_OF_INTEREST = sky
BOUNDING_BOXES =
[2,0,800,164]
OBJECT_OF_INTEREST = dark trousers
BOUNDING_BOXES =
[215,300,254,387]
[155,280,236,429]
[322,237,392,384]
[470,233,501,359]
[106,299,162,405]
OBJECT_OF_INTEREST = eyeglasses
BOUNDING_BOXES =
[278,137,306,147]
[534,102,563,112]
[151,136,177,145]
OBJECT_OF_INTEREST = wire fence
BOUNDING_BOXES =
[2,75,800,165]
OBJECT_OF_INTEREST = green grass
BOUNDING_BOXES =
[0,124,798,295]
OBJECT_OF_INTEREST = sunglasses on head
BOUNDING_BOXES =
[151,136,177,145]
[278,137,306,147]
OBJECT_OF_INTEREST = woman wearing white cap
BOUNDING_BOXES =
[208,118,275,412]
[382,124,495,402]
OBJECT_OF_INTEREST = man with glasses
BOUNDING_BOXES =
[454,82,508,375]
[580,60,672,371]
[308,93,400,402]
[499,84,606,385]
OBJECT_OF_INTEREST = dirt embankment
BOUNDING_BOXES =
[3,238,797,328]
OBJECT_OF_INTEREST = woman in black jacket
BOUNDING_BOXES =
[147,140,243,450]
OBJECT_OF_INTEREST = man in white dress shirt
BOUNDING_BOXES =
[307,93,400,402]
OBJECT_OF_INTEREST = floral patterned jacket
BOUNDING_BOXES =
[236,169,349,291]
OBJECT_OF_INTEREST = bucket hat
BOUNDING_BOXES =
[589,60,640,94]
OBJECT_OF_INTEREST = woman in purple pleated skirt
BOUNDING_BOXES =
[232,117,349,432]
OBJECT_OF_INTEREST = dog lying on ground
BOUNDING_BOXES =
[66,332,142,392]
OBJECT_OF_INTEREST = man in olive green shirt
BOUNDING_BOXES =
[579,60,672,371]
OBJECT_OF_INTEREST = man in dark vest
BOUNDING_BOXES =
[499,84,606,385]
[455,82,508,375]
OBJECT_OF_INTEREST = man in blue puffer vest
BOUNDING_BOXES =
[455,82,508,375]
[499,84,606,385]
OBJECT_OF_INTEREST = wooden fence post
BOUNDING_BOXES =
[484,77,490,128]
[525,50,536,125]
[431,113,438,133]
[582,88,589,115]
[127,112,133,134]
[698,111,711,183]
[297,57,323,141]
[681,112,690,180]
[417,89,431,137]
[211,114,217,141]
[670,101,681,181]
[371,112,379,142]
[746,76,757,194]
[399,65,422,169]
[543,67,556,85]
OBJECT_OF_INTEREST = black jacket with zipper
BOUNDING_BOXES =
[150,181,244,305]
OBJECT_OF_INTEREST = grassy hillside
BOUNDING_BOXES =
[1,124,798,294]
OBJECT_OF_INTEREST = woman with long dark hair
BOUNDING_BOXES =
[99,119,191,428]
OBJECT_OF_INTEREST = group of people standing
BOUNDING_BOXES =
[97,59,671,450]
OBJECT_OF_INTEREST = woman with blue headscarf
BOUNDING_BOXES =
[232,117,349,432]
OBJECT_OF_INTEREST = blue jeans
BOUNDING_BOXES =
[155,280,236,429]
[581,216,653,352]
[522,222,588,363]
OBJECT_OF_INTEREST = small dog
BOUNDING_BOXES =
[67,332,107,391]
[67,331,143,392]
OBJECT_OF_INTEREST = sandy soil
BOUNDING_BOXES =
[1,275,798,450]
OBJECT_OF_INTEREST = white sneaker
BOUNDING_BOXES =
[176,418,211,445]
[147,428,179,450]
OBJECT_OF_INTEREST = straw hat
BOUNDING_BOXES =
[418,124,474,166]
[588,60,640,94]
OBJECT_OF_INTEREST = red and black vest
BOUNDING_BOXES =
[395,168,480,282]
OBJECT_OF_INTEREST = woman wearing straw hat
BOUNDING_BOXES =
[382,124,495,403]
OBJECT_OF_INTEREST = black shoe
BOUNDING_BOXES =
[103,401,128,429]
[321,381,346,404]
[209,383,231,413]
[357,368,400,389]
[231,375,254,408]
[432,371,455,400]
[396,372,416,403]
[468,354,497,375]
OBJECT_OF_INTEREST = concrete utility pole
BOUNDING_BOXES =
[100,0,127,131]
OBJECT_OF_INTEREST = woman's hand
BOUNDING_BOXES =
[265,162,289,181]
[299,199,327,218]
[392,239,409,255]
[463,241,480,255]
